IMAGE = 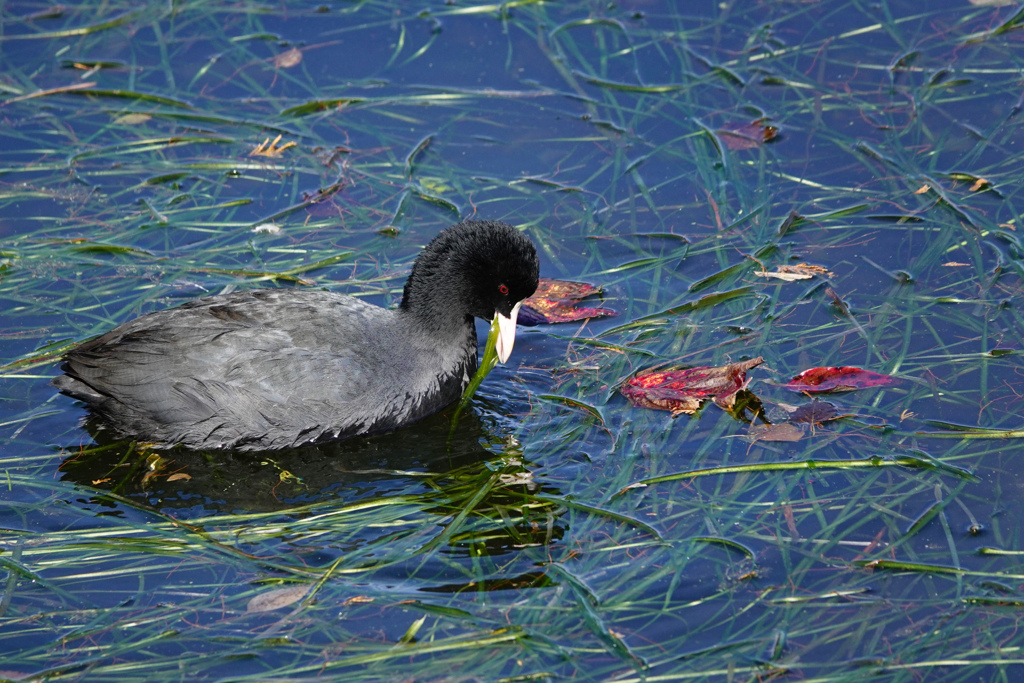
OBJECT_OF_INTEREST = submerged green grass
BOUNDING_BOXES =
[2,0,1024,681]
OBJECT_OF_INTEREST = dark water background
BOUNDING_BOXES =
[3,0,1024,680]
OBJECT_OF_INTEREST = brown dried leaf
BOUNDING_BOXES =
[914,185,931,194]
[341,595,375,606]
[757,262,832,282]
[789,401,839,424]
[755,270,812,282]
[246,585,309,613]
[251,134,297,158]
[115,113,151,125]
[783,504,800,539]
[747,423,804,442]
[825,287,850,315]
[717,118,779,150]
[780,263,833,277]
[273,47,303,69]
[167,473,191,482]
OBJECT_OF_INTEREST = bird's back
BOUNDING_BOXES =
[54,289,476,450]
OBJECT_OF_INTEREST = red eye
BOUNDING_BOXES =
[498,284,509,295]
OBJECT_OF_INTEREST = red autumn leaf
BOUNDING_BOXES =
[782,367,896,394]
[717,118,779,150]
[519,278,616,325]
[621,357,764,415]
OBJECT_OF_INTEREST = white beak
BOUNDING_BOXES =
[494,301,522,364]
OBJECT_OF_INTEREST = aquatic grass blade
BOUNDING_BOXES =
[450,314,501,431]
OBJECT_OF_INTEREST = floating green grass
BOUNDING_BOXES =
[2,0,1024,681]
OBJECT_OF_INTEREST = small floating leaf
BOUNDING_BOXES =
[519,278,615,325]
[747,423,803,442]
[114,112,151,125]
[246,585,309,612]
[621,357,764,415]
[756,263,833,281]
[789,401,840,424]
[273,47,303,69]
[717,118,779,150]
[782,367,896,394]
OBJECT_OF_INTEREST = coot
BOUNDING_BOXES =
[53,220,540,451]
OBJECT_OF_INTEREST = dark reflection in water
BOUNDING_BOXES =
[57,402,569,571]
[59,406,500,512]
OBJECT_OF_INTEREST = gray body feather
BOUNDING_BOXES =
[54,290,476,451]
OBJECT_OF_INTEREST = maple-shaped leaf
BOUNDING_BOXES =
[621,357,764,415]
[519,278,616,325]
[782,367,896,393]
[717,118,779,150]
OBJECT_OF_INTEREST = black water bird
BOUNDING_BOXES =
[53,220,540,451]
